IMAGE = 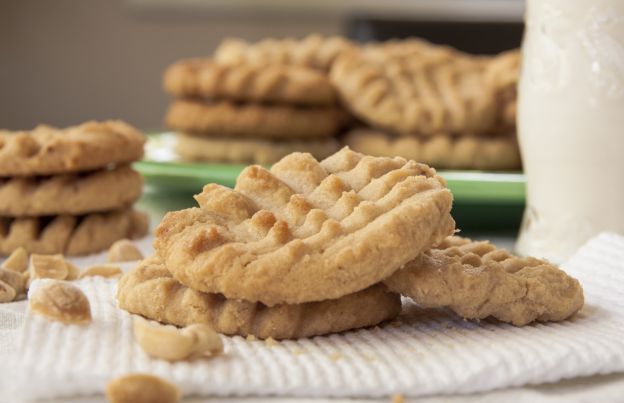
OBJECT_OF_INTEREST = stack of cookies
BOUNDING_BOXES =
[0,121,149,256]
[118,148,583,339]
[331,38,522,170]
[163,36,356,165]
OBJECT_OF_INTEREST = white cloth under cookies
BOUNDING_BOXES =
[4,233,624,401]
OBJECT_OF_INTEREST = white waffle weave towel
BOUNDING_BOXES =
[8,233,624,401]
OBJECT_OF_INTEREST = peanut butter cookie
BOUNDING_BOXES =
[0,121,145,176]
[0,165,143,216]
[0,208,148,256]
[155,147,454,306]
[214,34,355,72]
[384,236,584,326]
[330,47,497,136]
[164,58,337,106]
[485,49,520,131]
[118,256,401,340]
[344,129,521,170]
[165,99,345,139]
[175,133,339,165]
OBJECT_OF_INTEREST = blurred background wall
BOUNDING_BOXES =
[0,0,522,130]
[0,0,339,130]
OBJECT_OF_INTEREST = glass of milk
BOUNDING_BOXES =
[516,0,624,263]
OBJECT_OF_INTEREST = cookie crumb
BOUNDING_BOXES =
[65,262,80,281]
[292,348,306,356]
[392,393,405,403]
[2,247,28,273]
[108,239,144,263]
[264,337,278,347]
[363,354,376,362]
[329,352,343,362]
[246,334,257,341]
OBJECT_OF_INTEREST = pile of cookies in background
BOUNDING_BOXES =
[163,35,354,165]
[163,34,521,170]
[0,121,148,256]
[118,148,583,340]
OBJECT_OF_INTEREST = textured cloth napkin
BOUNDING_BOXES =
[7,233,624,401]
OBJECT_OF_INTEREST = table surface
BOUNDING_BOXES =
[4,193,623,403]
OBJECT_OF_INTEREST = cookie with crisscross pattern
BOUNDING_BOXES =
[175,133,339,165]
[214,34,355,72]
[165,99,345,139]
[155,147,455,306]
[0,208,148,256]
[384,236,584,326]
[330,47,497,136]
[163,58,337,106]
[118,256,401,340]
[0,121,145,177]
[344,129,521,170]
[0,165,142,216]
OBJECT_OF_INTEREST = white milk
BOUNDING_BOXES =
[516,0,624,262]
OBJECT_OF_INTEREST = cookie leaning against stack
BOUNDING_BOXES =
[118,147,456,338]
[384,236,584,326]
[163,49,348,165]
[0,121,149,256]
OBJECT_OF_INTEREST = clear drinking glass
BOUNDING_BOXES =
[516,0,624,262]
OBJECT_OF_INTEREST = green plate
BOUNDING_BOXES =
[135,133,526,230]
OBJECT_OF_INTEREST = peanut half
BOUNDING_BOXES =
[65,261,81,281]
[29,281,91,324]
[0,280,16,303]
[0,268,25,296]
[107,239,144,263]
[182,323,224,357]
[2,247,28,273]
[134,318,223,361]
[29,254,68,281]
[106,373,180,403]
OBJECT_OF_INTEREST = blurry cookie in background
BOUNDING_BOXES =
[485,49,521,132]
[165,99,345,140]
[344,129,521,171]
[163,55,347,165]
[163,58,338,106]
[214,34,356,72]
[330,39,499,136]
[163,35,521,169]
[175,133,339,165]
